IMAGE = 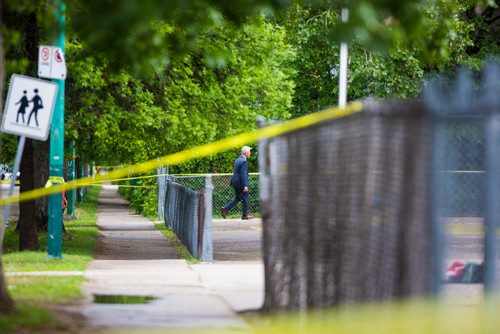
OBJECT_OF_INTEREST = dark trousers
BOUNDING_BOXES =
[224,186,248,217]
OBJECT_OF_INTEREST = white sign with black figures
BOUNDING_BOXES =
[1,74,58,141]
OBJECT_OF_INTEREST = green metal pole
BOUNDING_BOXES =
[47,0,65,259]
[66,141,76,217]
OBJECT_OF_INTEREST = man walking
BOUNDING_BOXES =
[222,146,253,220]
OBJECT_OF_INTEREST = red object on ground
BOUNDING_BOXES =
[444,261,465,280]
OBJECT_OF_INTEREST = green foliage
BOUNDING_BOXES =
[70,0,293,73]
[284,5,424,115]
[118,177,158,219]
[68,0,496,74]
[66,15,294,168]
[284,1,499,116]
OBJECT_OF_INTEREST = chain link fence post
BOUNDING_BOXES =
[157,167,167,221]
[201,175,213,262]
[485,113,500,293]
[484,63,500,294]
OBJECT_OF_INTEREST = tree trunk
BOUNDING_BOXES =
[17,10,42,250]
[34,140,49,231]
[0,3,16,313]
[0,259,14,313]
[18,139,40,251]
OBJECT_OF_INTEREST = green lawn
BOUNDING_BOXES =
[0,304,57,334]
[0,186,100,333]
[7,275,86,303]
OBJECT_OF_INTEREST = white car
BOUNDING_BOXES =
[1,172,20,181]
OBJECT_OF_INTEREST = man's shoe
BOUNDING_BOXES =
[221,207,228,219]
[242,215,254,220]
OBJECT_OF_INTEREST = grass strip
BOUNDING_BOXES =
[7,275,86,304]
[0,304,58,333]
[0,185,100,334]
[3,186,100,271]
[153,222,199,264]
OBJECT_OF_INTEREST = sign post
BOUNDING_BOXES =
[47,0,66,259]
[338,8,349,108]
[0,137,25,247]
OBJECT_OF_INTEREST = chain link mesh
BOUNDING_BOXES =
[426,64,500,302]
[164,178,201,257]
[258,65,500,312]
[260,100,432,310]
[171,174,260,218]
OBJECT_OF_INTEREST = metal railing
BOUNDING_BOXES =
[160,175,213,261]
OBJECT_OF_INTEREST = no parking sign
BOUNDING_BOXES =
[38,45,67,80]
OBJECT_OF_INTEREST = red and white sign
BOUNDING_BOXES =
[41,47,50,62]
[54,49,63,63]
[38,45,66,80]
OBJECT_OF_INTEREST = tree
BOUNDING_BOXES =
[283,1,498,116]
[0,2,16,314]
[2,2,51,251]
[65,15,295,167]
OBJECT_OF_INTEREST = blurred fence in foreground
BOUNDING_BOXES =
[260,64,500,311]
[426,65,500,294]
[260,99,432,309]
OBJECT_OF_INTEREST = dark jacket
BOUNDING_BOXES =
[230,155,249,189]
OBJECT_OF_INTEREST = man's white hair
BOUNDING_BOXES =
[241,146,251,154]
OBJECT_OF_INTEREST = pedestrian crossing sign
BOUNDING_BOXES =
[1,74,58,141]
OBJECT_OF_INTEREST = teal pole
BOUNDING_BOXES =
[66,141,76,217]
[47,0,65,259]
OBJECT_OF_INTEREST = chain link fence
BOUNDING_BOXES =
[426,64,500,297]
[157,172,260,261]
[166,174,260,218]
[260,99,432,310]
[161,176,213,261]
[259,63,500,312]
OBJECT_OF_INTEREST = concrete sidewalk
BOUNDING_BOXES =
[80,185,264,333]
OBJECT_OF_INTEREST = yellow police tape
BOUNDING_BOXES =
[93,184,154,189]
[0,101,363,206]
[79,172,259,187]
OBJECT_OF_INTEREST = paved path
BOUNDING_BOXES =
[79,185,264,333]
[212,218,262,261]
